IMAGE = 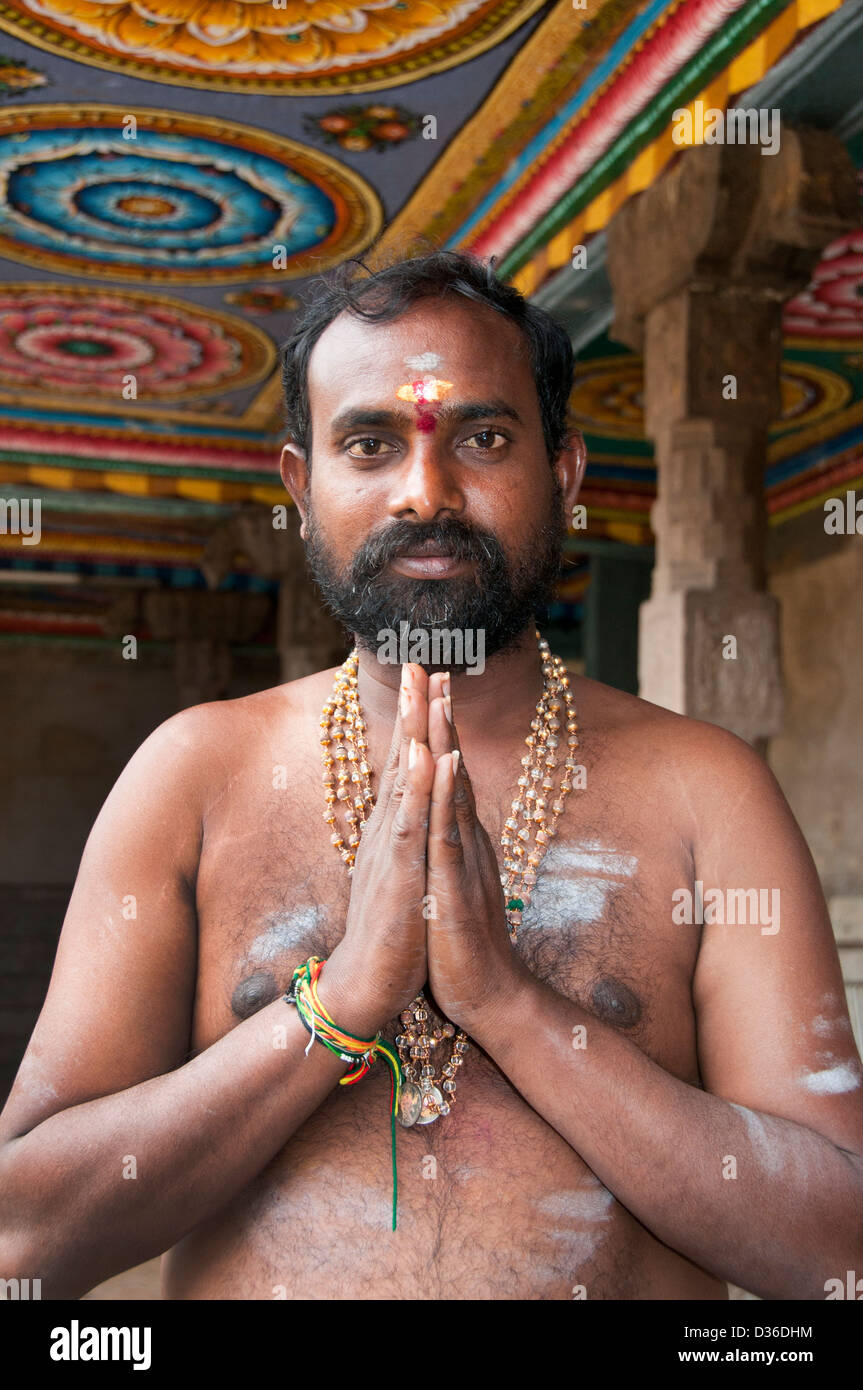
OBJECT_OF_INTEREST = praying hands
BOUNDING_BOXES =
[318,662,529,1042]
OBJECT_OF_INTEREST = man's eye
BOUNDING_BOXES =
[464,430,506,450]
[346,438,396,458]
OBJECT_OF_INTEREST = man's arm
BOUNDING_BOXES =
[428,708,863,1299]
[0,687,431,1300]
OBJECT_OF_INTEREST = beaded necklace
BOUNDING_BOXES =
[320,630,577,1127]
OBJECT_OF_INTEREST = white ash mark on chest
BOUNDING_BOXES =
[520,840,638,931]
[230,904,333,1019]
[534,1179,617,1267]
[246,905,331,963]
[515,839,644,1028]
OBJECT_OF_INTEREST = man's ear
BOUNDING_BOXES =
[555,428,588,515]
[279,441,310,539]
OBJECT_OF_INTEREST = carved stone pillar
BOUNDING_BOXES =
[142,590,269,707]
[202,506,347,683]
[606,129,858,743]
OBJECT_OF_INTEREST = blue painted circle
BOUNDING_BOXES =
[0,126,337,273]
[72,180,223,235]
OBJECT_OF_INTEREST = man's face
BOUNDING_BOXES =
[282,296,583,669]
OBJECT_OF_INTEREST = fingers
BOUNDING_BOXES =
[427,675,479,827]
[427,671,452,762]
[388,735,435,862]
[428,745,465,872]
[375,663,429,810]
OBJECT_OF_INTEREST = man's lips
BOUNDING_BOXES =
[388,549,474,578]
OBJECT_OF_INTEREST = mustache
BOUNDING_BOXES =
[349,518,503,580]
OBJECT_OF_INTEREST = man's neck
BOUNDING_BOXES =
[353,625,546,740]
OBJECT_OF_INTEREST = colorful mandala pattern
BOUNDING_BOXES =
[570,359,646,439]
[0,106,381,282]
[0,0,543,92]
[570,357,853,439]
[0,285,275,398]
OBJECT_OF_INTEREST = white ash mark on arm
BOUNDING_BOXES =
[798,1060,862,1094]
[729,1102,788,1177]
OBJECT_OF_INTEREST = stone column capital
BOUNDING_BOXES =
[608,126,859,351]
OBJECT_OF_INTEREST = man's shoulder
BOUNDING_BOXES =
[129,665,344,798]
[574,673,780,806]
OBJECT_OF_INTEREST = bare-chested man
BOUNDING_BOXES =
[2,251,863,1301]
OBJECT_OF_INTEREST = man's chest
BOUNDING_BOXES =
[190,764,702,1083]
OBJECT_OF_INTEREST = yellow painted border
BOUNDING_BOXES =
[0,461,286,507]
[510,0,846,296]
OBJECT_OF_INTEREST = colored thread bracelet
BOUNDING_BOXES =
[283,956,403,1230]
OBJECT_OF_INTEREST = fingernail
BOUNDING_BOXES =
[451,749,460,775]
[443,693,453,725]
[409,737,418,769]
[399,687,410,718]
[442,672,451,695]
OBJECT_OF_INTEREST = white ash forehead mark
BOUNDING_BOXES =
[799,1061,862,1095]
[729,1103,787,1176]
[247,906,326,963]
[404,352,442,371]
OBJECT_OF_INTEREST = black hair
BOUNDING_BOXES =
[278,248,574,465]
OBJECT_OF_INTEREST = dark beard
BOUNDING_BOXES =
[302,482,567,671]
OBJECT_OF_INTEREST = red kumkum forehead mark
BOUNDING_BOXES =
[396,375,453,435]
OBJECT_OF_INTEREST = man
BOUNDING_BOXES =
[1,251,862,1301]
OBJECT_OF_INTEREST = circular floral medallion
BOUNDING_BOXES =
[0,105,382,282]
[0,0,543,92]
[0,284,276,398]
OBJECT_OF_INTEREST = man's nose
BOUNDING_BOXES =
[387,442,465,522]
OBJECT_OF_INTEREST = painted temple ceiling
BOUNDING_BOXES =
[0,0,546,91]
[0,0,861,638]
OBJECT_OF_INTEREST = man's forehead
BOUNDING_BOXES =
[308,300,526,392]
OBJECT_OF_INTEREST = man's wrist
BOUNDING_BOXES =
[460,962,540,1056]
[314,958,386,1040]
